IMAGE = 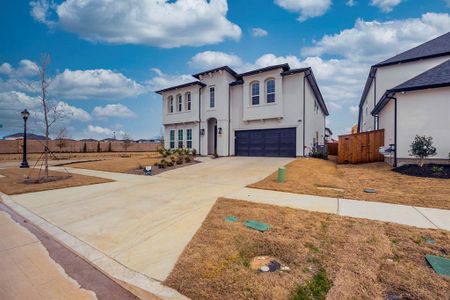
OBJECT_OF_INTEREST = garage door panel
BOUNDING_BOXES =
[235,128,296,157]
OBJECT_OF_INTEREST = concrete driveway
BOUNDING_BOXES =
[9,157,292,282]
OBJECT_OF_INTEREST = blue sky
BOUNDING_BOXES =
[0,0,449,140]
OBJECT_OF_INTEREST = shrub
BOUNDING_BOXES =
[185,156,191,163]
[176,157,184,165]
[192,149,197,156]
[97,141,101,153]
[167,161,174,167]
[82,142,87,153]
[158,160,167,169]
[431,165,444,173]
[170,155,177,163]
[158,147,173,158]
[409,135,437,167]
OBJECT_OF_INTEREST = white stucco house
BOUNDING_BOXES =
[156,63,329,157]
[358,32,450,166]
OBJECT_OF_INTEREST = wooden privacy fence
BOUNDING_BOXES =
[338,129,384,164]
[326,142,338,156]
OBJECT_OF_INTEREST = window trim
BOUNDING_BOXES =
[176,94,183,112]
[250,81,260,106]
[185,92,192,111]
[265,78,275,103]
[177,129,184,148]
[168,96,174,114]
[169,129,175,149]
[209,86,215,108]
[186,128,193,149]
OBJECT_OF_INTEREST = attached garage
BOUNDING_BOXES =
[235,128,297,157]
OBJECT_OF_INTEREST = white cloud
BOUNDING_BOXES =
[301,13,450,63]
[346,0,356,7]
[92,104,136,118]
[349,105,359,115]
[87,124,124,137]
[55,101,91,122]
[146,68,195,91]
[30,0,241,48]
[370,0,402,12]
[188,51,243,70]
[274,0,331,21]
[50,69,145,100]
[0,63,13,75]
[252,28,268,37]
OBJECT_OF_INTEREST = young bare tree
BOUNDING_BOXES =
[56,127,68,152]
[122,133,132,151]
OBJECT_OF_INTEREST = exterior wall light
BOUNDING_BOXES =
[218,127,223,135]
[201,129,205,135]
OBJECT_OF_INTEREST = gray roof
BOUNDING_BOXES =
[155,81,206,94]
[372,59,450,115]
[375,32,450,67]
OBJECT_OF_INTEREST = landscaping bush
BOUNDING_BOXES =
[191,149,197,156]
[185,156,191,163]
[176,158,184,165]
[158,160,167,169]
[409,135,437,167]
[310,146,328,160]
[167,161,174,167]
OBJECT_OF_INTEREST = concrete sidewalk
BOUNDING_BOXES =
[226,187,450,231]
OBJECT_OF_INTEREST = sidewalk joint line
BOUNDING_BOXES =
[413,206,439,229]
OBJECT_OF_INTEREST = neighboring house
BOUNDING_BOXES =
[372,59,450,166]
[3,133,46,140]
[358,32,450,133]
[156,63,329,157]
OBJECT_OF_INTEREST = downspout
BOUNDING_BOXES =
[228,84,231,156]
[373,76,377,130]
[385,95,398,167]
[303,70,312,156]
[198,87,202,155]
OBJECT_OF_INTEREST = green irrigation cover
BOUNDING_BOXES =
[244,220,270,232]
[225,216,238,222]
[425,255,450,277]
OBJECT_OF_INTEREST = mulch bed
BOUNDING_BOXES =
[24,175,72,184]
[127,159,200,176]
[393,164,450,179]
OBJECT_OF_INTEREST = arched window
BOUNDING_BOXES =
[168,96,174,113]
[185,92,192,111]
[176,94,183,112]
[251,81,260,105]
[266,79,275,103]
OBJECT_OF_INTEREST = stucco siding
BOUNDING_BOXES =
[304,77,325,152]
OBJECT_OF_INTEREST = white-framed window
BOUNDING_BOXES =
[169,130,175,149]
[168,96,174,113]
[265,79,275,103]
[314,101,319,114]
[177,94,183,112]
[185,92,191,111]
[177,129,183,148]
[365,106,369,116]
[251,81,260,105]
[186,129,192,149]
[209,87,215,108]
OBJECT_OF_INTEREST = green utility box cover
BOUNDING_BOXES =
[425,255,450,277]
[278,167,286,183]
[225,216,238,222]
[244,220,270,232]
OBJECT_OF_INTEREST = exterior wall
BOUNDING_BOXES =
[161,86,201,125]
[241,69,284,121]
[198,70,235,156]
[304,77,326,151]
[378,87,450,163]
[360,55,450,132]
[164,123,200,152]
[230,72,306,156]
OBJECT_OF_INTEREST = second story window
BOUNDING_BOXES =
[168,96,174,113]
[251,82,260,105]
[266,79,275,103]
[185,92,191,111]
[209,87,215,108]
[177,94,183,112]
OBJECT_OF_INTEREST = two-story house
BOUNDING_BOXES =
[358,32,450,166]
[156,63,329,157]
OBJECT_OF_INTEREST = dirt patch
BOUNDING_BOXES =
[0,168,112,195]
[394,164,450,179]
[165,198,450,300]
[249,158,450,210]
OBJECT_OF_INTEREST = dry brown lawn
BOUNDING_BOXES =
[66,154,162,174]
[249,158,450,210]
[0,168,112,195]
[0,151,159,162]
[165,198,450,300]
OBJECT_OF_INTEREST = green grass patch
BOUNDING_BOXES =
[291,269,332,300]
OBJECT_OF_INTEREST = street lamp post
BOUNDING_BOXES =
[20,109,30,168]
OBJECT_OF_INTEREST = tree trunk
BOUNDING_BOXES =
[42,72,49,178]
